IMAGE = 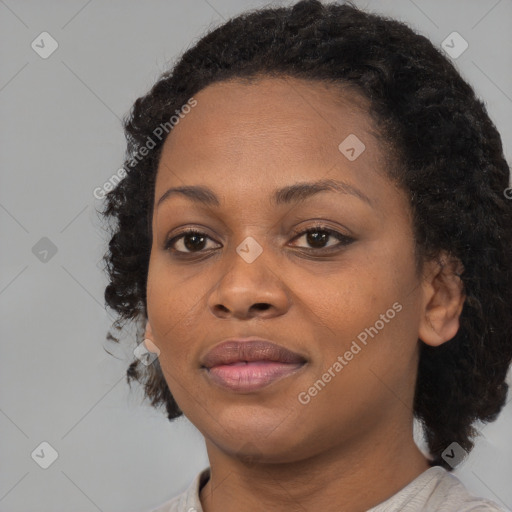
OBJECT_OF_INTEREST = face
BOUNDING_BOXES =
[145,77,428,462]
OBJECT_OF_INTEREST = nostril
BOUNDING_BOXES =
[252,303,270,311]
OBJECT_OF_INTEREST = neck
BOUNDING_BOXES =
[199,420,431,512]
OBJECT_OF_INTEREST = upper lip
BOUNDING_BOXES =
[201,338,307,369]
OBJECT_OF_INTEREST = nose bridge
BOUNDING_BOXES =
[223,233,275,293]
[207,232,289,317]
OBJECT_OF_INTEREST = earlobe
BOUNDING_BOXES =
[418,253,465,347]
[143,320,160,354]
[144,320,153,341]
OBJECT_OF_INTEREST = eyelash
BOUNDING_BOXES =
[164,224,355,256]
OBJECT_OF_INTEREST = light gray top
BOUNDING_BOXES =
[148,465,507,512]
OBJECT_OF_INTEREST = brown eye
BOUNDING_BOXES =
[305,230,329,248]
[290,226,354,251]
[165,230,220,253]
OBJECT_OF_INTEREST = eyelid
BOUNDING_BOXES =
[289,222,352,239]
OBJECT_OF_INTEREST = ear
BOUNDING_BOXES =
[144,320,153,341]
[143,320,160,354]
[418,252,465,347]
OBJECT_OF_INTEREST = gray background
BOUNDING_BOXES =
[0,0,511,511]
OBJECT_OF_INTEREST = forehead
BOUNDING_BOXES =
[155,77,390,204]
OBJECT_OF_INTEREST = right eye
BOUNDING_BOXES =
[164,229,221,254]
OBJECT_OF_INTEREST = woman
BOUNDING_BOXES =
[99,1,511,510]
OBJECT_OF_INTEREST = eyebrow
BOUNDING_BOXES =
[156,178,373,209]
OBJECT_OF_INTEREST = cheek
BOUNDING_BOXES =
[304,261,386,338]
[146,258,206,361]
[305,248,419,364]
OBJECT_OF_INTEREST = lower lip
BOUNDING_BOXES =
[204,361,305,392]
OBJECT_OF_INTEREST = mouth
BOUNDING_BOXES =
[200,338,307,393]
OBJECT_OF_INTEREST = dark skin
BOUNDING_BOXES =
[144,77,465,512]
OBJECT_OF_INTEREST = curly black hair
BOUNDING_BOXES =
[98,0,512,470]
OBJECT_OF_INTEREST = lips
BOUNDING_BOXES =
[201,339,306,368]
[201,338,307,392]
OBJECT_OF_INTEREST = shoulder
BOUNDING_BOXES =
[426,467,507,511]
[146,467,210,512]
[368,466,507,512]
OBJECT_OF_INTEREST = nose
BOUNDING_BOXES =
[207,243,290,320]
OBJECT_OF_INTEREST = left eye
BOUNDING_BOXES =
[289,226,354,250]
